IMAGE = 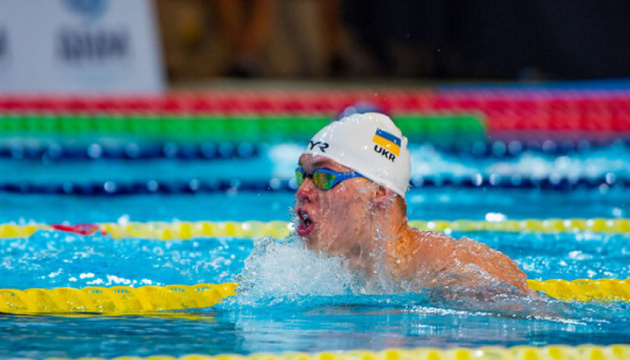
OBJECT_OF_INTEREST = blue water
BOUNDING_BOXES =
[2,187,629,224]
[0,230,629,358]
[2,140,630,358]
[2,231,629,290]
[2,296,629,359]
[3,142,630,224]
[2,298,627,359]
[5,142,630,183]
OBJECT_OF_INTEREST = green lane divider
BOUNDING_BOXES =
[0,114,486,143]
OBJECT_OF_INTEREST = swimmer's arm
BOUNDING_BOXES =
[429,268,529,303]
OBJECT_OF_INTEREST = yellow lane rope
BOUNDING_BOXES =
[11,345,630,360]
[2,218,630,240]
[1,279,628,316]
[0,283,237,316]
[527,278,630,302]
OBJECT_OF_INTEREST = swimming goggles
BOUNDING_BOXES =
[295,167,364,190]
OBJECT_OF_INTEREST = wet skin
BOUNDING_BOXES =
[295,154,531,295]
[295,154,383,274]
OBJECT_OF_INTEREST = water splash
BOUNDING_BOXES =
[234,236,355,307]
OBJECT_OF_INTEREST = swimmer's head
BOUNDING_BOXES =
[301,112,411,198]
[295,113,411,269]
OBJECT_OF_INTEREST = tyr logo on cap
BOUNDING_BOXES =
[308,140,329,153]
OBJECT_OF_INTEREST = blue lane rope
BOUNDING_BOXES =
[455,138,619,157]
[0,173,622,195]
[0,179,292,195]
[0,142,260,161]
[0,138,624,161]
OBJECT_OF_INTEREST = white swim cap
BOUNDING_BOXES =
[302,112,411,198]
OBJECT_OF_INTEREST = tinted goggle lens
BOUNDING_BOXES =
[295,168,306,186]
[312,171,336,190]
[295,168,337,190]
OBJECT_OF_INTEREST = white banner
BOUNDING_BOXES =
[0,0,164,94]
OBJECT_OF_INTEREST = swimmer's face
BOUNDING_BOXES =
[295,154,378,259]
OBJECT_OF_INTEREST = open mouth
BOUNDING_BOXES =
[296,209,315,237]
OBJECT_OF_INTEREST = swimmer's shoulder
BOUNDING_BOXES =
[403,226,531,295]
[405,226,457,250]
[386,226,458,283]
[395,227,457,264]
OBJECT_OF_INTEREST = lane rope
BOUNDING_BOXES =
[527,278,630,302]
[0,283,237,315]
[3,218,630,240]
[0,278,628,316]
[0,114,485,143]
[0,138,623,161]
[2,141,261,161]
[0,172,624,195]
[22,345,630,360]
[0,91,438,114]
[1,90,629,131]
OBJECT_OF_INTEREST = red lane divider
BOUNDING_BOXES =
[0,91,435,114]
[50,223,107,236]
[1,89,630,131]
[435,90,630,130]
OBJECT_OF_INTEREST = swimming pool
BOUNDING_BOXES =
[1,91,630,359]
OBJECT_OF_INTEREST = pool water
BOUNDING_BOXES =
[1,230,629,358]
[3,142,630,224]
[1,140,630,358]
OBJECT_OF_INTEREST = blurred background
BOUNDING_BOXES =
[158,0,630,83]
[2,0,630,91]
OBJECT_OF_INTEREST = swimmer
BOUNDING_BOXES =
[294,112,533,297]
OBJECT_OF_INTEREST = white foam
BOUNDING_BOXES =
[235,236,355,306]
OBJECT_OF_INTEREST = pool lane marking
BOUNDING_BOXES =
[0,278,629,316]
[0,283,237,315]
[2,218,630,240]
[4,345,630,360]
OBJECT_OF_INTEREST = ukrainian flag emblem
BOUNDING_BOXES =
[372,129,401,156]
